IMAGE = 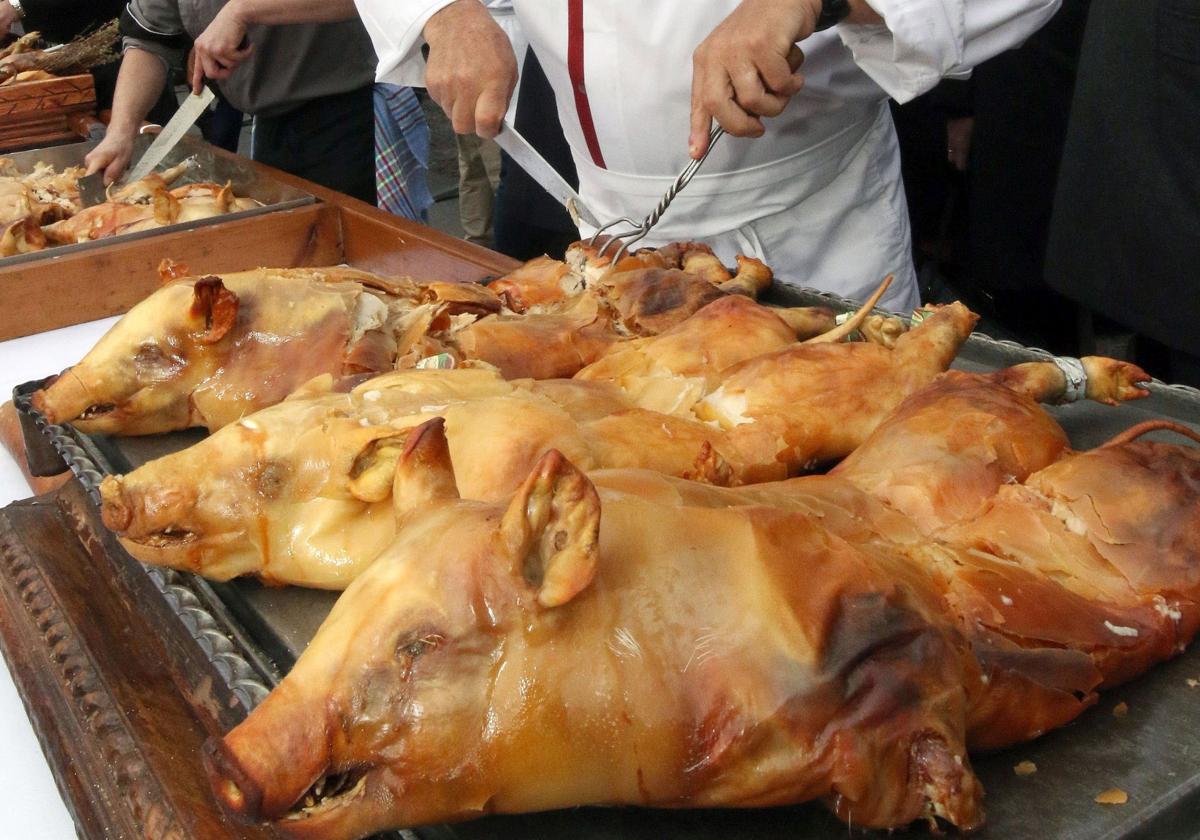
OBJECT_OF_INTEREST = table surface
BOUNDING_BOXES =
[0,315,117,839]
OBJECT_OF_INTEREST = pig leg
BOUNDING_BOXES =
[989,356,1151,406]
[716,255,773,297]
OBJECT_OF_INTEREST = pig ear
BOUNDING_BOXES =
[391,417,460,516]
[347,418,460,506]
[190,276,239,344]
[500,450,600,609]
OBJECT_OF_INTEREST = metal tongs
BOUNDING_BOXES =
[588,126,726,262]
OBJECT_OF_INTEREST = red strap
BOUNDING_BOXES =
[568,0,606,169]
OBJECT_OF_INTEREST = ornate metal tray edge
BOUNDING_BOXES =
[12,379,278,715]
[11,377,418,838]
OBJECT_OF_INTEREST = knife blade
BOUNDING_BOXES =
[75,171,106,208]
[125,86,216,184]
[493,120,599,229]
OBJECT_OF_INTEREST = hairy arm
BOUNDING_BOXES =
[191,0,359,92]
[84,48,168,181]
[689,0,881,157]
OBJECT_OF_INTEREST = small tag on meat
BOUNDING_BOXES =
[833,311,864,342]
[416,353,456,370]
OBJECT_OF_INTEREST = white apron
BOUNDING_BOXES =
[510,3,918,311]
[356,0,1061,313]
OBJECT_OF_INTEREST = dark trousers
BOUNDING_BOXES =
[200,95,244,153]
[252,85,376,205]
[493,49,579,260]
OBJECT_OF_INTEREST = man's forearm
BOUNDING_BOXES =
[228,0,358,26]
[108,48,169,135]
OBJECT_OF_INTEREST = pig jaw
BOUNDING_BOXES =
[100,473,258,579]
[32,367,137,429]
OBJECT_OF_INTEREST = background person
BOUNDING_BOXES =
[1045,0,1200,385]
[86,0,377,203]
[0,0,177,125]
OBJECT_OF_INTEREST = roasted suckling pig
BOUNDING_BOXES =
[94,302,1127,591]
[0,158,263,257]
[33,264,424,435]
[202,358,1197,837]
[34,248,873,434]
[0,159,84,226]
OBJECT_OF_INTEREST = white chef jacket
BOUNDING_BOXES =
[354,0,1060,312]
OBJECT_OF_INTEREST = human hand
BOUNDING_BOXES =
[689,0,821,158]
[423,0,517,139]
[946,116,974,172]
[0,3,19,33]
[191,0,254,93]
[84,125,137,185]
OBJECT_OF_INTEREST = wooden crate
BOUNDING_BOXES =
[0,150,519,341]
[0,73,96,152]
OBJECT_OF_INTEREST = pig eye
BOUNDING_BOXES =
[398,632,444,660]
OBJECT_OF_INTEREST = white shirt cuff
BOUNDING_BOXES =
[353,0,458,87]
[837,0,1061,103]
[837,0,964,103]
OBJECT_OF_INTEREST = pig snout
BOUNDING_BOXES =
[99,476,133,532]
[98,473,204,543]
[202,736,265,823]
[204,687,337,823]
[31,368,93,425]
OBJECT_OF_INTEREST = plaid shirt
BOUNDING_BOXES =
[373,84,433,222]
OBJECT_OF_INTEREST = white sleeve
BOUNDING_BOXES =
[836,0,1062,103]
[352,0,458,86]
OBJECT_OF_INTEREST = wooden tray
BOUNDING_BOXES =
[0,147,518,342]
[0,73,96,152]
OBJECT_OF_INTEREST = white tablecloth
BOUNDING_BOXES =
[0,316,119,839]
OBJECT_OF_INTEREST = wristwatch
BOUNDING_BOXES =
[7,0,25,20]
[814,0,851,30]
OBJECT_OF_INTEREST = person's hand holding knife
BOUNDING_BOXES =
[190,1,254,93]
[422,0,518,139]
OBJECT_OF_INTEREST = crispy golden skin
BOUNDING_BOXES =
[35,245,872,436]
[98,310,1006,590]
[203,366,1198,836]
[33,266,423,435]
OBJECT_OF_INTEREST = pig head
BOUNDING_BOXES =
[96,369,515,587]
[205,426,986,838]
[97,368,741,588]
[33,266,414,435]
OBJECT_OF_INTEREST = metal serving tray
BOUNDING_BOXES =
[0,133,315,268]
[15,284,1200,839]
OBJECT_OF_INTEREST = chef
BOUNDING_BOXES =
[84,0,377,203]
[354,0,1060,311]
